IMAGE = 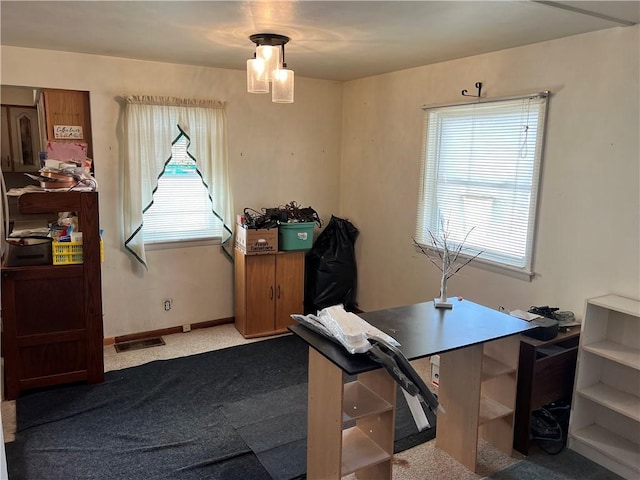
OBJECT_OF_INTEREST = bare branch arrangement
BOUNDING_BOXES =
[414,220,483,308]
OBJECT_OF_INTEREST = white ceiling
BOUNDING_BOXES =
[1,1,638,82]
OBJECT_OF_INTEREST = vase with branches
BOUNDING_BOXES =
[414,221,483,309]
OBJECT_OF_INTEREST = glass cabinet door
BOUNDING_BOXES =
[8,106,41,172]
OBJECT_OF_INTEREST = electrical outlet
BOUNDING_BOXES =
[163,299,172,311]
[182,324,191,333]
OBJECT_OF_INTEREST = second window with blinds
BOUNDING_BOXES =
[416,94,549,280]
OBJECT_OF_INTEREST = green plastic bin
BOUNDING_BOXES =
[278,222,315,251]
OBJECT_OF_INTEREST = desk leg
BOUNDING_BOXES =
[436,343,483,472]
[307,348,344,480]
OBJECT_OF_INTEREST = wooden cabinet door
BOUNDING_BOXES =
[245,254,277,335]
[2,266,86,399]
[42,89,93,159]
[274,251,305,330]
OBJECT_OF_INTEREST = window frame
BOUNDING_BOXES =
[416,93,550,281]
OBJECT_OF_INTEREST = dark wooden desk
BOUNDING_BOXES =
[514,329,580,454]
[290,299,535,478]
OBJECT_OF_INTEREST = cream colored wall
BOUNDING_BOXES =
[1,46,343,337]
[1,25,638,336]
[341,25,640,318]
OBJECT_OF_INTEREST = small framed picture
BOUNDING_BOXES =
[53,125,83,140]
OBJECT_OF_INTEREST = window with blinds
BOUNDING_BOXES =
[416,94,549,278]
[143,134,223,244]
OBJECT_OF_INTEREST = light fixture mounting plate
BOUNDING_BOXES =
[249,33,290,47]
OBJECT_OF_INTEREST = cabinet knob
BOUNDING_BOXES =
[270,286,274,300]
[277,285,281,299]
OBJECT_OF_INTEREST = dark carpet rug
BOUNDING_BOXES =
[488,448,625,480]
[5,334,435,480]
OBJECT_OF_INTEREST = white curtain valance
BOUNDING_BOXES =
[123,95,226,109]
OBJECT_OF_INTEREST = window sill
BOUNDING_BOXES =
[470,257,535,282]
[144,237,222,251]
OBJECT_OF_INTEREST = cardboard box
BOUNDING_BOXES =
[235,225,278,255]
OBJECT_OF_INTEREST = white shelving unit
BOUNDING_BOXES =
[569,294,640,479]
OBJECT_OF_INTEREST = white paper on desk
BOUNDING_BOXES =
[401,389,431,431]
[509,309,542,322]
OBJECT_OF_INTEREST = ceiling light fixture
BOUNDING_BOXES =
[247,33,294,104]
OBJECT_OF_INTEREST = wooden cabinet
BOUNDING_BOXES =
[1,192,103,400]
[307,348,395,479]
[568,294,640,479]
[0,104,42,172]
[42,88,93,160]
[234,248,304,338]
[437,335,520,472]
[514,330,580,454]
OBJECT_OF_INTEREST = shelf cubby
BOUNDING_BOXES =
[343,380,393,422]
[341,424,392,475]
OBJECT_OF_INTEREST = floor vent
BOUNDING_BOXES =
[115,337,166,353]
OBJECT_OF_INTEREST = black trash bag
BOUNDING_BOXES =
[304,216,359,314]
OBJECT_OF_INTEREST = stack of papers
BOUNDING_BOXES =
[509,309,543,322]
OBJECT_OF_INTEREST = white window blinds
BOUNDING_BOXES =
[143,135,223,243]
[416,94,549,277]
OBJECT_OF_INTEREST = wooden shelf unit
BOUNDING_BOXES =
[569,294,640,479]
[1,192,103,399]
[307,348,396,479]
[437,335,520,472]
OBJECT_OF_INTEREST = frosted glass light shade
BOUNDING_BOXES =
[247,58,268,93]
[272,68,294,103]
[256,45,280,81]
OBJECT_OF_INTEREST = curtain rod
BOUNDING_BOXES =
[421,91,550,111]
[122,95,226,108]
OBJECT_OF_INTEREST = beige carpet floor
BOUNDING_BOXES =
[2,323,521,479]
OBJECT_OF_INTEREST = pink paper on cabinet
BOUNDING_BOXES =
[46,141,87,163]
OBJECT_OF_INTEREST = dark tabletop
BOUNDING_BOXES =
[289,298,536,375]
